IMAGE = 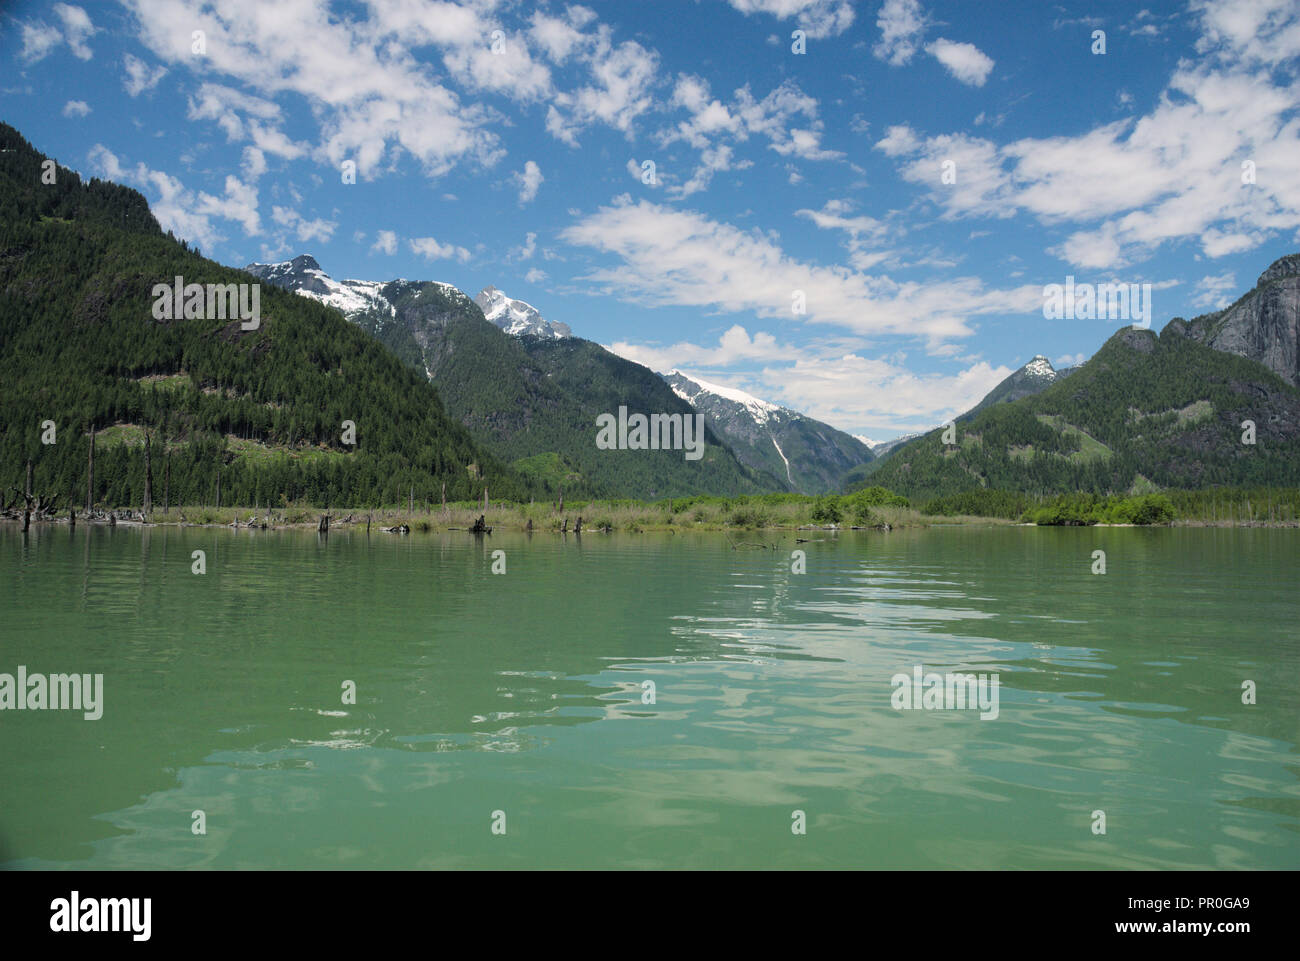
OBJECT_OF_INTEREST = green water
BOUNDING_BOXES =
[1,523,1297,869]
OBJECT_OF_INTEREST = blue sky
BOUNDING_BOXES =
[3,0,1299,443]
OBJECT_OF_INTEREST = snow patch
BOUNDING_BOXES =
[1024,355,1055,378]
[668,370,780,426]
[475,286,570,339]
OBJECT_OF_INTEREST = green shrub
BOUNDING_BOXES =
[810,496,843,524]
[728,507,768,528]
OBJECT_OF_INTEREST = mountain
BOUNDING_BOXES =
[871,432,924,458]
[847,356,1077,486]
[840,430,929,491]
[961,355,1077,420]
[0,123,523,509]
[662,371,871,494]
[243,254,396,317]
[474,286,571,339]
[246,256,776,498]
[869,297,1300,501]
[1175,254,1300,386]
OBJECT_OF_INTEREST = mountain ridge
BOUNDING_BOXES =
[246,254,777,498]
[866,271,1300,501]
[661,370,872,494]
[0,123,526,508]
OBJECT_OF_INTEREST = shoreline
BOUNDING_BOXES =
[5,512,1297,532]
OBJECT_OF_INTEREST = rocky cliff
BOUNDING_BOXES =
[1172,253,1300,386]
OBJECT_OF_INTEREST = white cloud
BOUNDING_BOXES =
[672,144,751,198]
[62,100,91,118]
[371,229,398,255]
[529,7,593,63]
[657,77,836,194]
[763,353,1013,433]
[86,144,125,181]
[795,199,895,270]
[768,126,843,160]
[19,23,62,63]
[524,267,548,284]
[550,33,659,141]
[513,160,544,204]
[186,83,308,162]
[625,156,661,187]
[874,126,1014,219]
[1191,271,1238,310]
[561,197,1040,347]
[1054,352,1088,368]
[511,231,538,261]
[609,328,1013,433]
[873,3,1300,271]
[123,53,167,96]
[88,143,260,248]
[873,0,926,65]
[1192,0,1300,65]
[607,324,787,370]
[925,38,995,87]
[241,146,267,180]
[20,4,96,62]
[122,0,504,181]
[441,31,552,102]
[409,235,471,263]
[55,4,96,59]
[724,0,855,39]
[271,205,336,244]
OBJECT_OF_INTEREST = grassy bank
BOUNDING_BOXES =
[38,487,1004,532]
[16,484,1299,532]
[918,487,1300,527]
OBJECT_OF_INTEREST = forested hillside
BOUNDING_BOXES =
[250,256,778,499]
[868,323,1300,501]
[520,335,776,498]
[0,123,525,510]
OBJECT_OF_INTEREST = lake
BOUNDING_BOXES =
[1,523,1297,869]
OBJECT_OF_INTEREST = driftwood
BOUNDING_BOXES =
[573,516,582,534]
[381,524,410,534]
[318,514,330,534]
[469,514,491,534]
[726,534,776,550]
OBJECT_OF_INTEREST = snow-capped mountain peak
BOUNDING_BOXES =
[660,370,874,494]
[1023,354,1055,378]
[664,370,781,426]
[474,286,571,339]
[244,254,396,317]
